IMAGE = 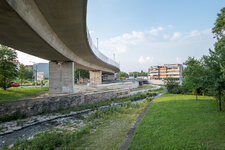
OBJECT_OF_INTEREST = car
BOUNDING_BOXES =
[11,82,20,87]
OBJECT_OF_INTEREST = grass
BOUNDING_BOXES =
[0,87,49,102]
[128,94,225,150]
[13,79,49,86]
[9,100,151,150]
[80,104,146,150]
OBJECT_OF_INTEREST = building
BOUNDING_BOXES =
[33,63,49,79]
[148,64,183,82]
[13,60,20,69]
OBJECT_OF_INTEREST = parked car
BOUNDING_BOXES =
[11,82,20,87]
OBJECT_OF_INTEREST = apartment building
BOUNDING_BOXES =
[148,64,183,81]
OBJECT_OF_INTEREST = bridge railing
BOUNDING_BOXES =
[86,29,120,69]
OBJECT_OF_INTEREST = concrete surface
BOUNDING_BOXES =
[89,70,102,86]
[0,0,119,73]
[49,61,74,94]
[74,81,139,93]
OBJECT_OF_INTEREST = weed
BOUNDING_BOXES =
[32,118,38,123]
[0,112,26,123]
[2,142,8,150]
[16,120,24,126]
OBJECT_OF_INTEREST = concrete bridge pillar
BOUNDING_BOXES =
[89,70,102,86]
[49,61,74,94]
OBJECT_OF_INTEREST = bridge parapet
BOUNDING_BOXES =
[87,30,120,69]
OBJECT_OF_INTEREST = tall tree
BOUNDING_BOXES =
[0,45,17,90]
[117,72,128,79]
[18,64,27,85]
[212,7,225,40]
[203,39,225,111]
[164,77,179,93]
[183,57,205,100]
[203,7,225,111]
[74,68,89,83]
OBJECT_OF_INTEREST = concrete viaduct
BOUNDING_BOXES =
[0,0,120,93]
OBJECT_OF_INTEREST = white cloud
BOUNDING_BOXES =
[176,57,181,63]
[157,26,164,31]
[163,34,170,39]
[89,30,94,34]
[17,51,48,65]
[97,26,214,72]
[99,26,166,55]
[138,56,154,65]
[170,32,182,40]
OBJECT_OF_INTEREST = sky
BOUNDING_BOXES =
[17,0,225,72]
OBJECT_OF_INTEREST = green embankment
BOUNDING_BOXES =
[10,96,153,150]
[129,94,225,150]
[0,87,49,102]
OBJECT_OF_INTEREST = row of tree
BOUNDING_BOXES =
[117,72,129,79]
[117,70,148,80]
[0,45,33,90]
[129,70,148,78]
[165,7,225,111]
[0,45,17,90]
[74,68,89,83]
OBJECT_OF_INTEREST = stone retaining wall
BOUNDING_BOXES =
[0,89,130,118]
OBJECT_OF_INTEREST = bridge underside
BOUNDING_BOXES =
[0,0,119,93]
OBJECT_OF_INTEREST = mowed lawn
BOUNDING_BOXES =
[0,87,49,102]
[128,94,225,150]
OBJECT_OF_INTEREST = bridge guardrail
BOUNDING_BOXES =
[86,29,120,69]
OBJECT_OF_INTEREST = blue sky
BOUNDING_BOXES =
[18,0,225,72]
[87,0,223,37]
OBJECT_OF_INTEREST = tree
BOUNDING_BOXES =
[0,45,17,90]
[74,68,89,83]
[164,77,179,93]
[202,7,225,111]
[212,7,225,40]
[203,40,225,111]
[140,70,148,76]
[25,69,33,79]
[129,71,147,78]
[183,57,206,100]
[129,72,138,78]
[117,72,128,79]
[18,64,27,85]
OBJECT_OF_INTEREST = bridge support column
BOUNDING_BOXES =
[89,70,102,86]
[49,61,74,94]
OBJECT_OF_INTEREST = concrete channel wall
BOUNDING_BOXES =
[0,89,130,118]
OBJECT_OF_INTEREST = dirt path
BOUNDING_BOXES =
[118,94,162,150]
